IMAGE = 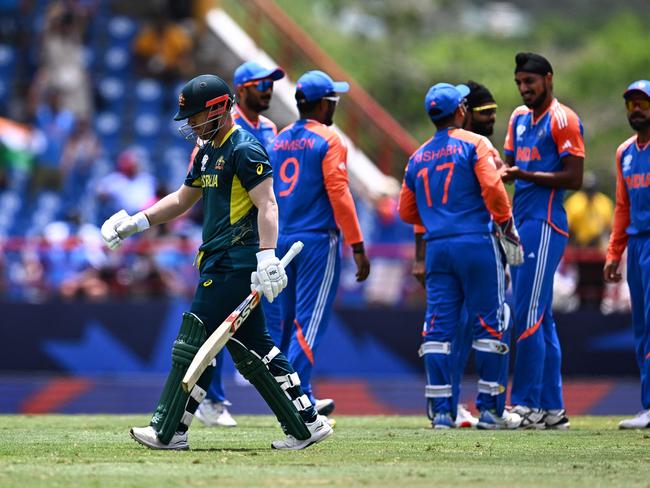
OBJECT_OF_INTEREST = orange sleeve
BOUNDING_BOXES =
[474,137,512,224]
[322,132,363,245]
[413,224,425,234]
[551,105,585,159]
[398,180,423,226]
[606,144,631,262]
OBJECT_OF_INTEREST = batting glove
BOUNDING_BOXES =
[100,209,150,250]
[495,218,524,266]
[252,249,288,303]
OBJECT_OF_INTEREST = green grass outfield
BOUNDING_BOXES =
[1,415,649,487]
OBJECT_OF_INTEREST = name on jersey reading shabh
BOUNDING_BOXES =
[412,144,462,163]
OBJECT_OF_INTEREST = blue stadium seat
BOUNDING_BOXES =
[98,77,127,111]
[103,46,131,76]
[134,78,163,114]
[107,16,138,48]
[95,111,122,157]
[0,44,16,79]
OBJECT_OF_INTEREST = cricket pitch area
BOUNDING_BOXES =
[1,415,649,487]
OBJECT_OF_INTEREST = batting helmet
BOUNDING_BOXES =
[174,74,234,141]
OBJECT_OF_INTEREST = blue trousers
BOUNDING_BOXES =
[422,233,509,417]
[510,219,567,410]
[278,231,341,404]
[627,235,650,410]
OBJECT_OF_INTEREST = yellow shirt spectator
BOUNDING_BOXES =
[565,190,614,247]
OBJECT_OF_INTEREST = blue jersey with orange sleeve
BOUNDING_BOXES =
[268,119,363,245]
[504,99,585,235]
[233,105,278,150]
[606,135,650,262]
[399,127,512,240]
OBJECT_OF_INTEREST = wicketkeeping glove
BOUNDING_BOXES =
[494,218,524,266]
[100,209,150,250]
[251,249,288,303]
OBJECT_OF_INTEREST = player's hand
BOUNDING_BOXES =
[495,218,524,266]
[412,260,425,288]
[352,243,370,282]
[501,165,520,184]
[101,210,150,250]
[603,260,622,283]
[253,249,288,302]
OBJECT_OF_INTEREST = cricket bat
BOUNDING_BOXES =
[181,241,304,393]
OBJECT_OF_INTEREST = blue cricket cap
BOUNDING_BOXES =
[624,80,650,99]
[234,61,285,87]
[295,70,349,102]
[424,83,470,121]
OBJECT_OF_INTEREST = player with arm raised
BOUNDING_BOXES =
[268,70,370,420]
[604,80,650,430]
[101,74,332,450]
[193,61,286,429]
[502,53,584,430]
[399,82,523,429]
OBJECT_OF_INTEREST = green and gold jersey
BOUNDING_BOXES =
[184,126,272,260]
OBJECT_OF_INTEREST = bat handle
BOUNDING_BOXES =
[253,241,303,293]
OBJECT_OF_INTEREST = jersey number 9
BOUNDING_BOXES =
[279,157,300,197]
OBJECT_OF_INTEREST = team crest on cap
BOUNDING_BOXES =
[178,93,185,107]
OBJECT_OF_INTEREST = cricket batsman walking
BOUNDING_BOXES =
[101,74,332,450]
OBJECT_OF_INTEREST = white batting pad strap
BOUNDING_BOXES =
[472,338,509,355]
[190,385,207,403]
[292,394,311,411]
[502,303,511,331]
[477,379,505,396]
[181,411,194,427]
[425,384,452,398]
[419,341,451,356]
[262,346,281,365]
[275,372,301,390]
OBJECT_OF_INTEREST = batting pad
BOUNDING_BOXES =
[229,339,311,441]
[150,312,206,444]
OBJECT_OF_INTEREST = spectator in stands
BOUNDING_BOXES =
[60,117,100,202]
[31,88,76,193]
[565,171,614,248]
[96,147,156,222]
[133,12,194,82]
[33,0,92,118]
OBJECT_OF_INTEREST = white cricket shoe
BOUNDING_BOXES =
[129,426,189,450]
[454,404,478,428]
[195,400,237,427]
[476,409,522,430]
[545,409,570,430]
[619,409,650,429]
[271,415,333,450]
[511,405,546,429]
[315,398,335,416]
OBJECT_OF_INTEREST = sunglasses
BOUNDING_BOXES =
[626,99,650,111]
[242,79,274,92]
[323,95,340,105]
[472,103,498,114]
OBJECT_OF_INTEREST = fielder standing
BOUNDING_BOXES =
[502,53,584,429]
[399,82,523,429]
[101,74,332,450]
[268,70,371,417]
[604,80,650,429]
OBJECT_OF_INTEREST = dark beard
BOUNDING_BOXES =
[472,120,494,137]
[524,87,548,110]
[629,116,650,131]
[246,97,269,114]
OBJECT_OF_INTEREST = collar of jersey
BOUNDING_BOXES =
[212,125,238,148]
[235,104,260,129]
[530,98,557,126]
